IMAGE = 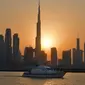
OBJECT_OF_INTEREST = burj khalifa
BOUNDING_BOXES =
[35,0,41,58]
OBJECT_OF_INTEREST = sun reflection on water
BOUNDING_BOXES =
[43,80,53,85]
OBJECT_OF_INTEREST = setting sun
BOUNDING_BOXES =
[42,37,53,49]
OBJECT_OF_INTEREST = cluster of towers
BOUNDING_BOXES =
[58,38,85,69]
[34,1,57,67]
[0,28,21,69]
[0,1,48,70]
[72,38,85,68]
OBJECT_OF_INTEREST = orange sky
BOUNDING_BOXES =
[0,0,85,60]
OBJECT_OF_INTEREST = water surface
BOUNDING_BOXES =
[0,72,85,85]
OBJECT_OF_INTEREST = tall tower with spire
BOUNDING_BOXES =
[76,33,80,50]
[76,38,80,50]
[35,0,41,58]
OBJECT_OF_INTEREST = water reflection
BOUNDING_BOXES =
[43,80,53,85]
[20,77,48,85]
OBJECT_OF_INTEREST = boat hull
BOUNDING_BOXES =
[22,72,66,78]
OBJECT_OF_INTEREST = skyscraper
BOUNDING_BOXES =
[62,49,71,68]
[24,47,34,65]
[84,43,85,64]
[5,28,12,67]
[13,33,20,61]
[73,38,83,68]
[0,35,6,68]
[38,51,47,65]
[76,38,80,50]
[35,0,41,58]
[51,47,57,67]
[73,48,76,65]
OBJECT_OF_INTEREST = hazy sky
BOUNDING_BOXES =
[0,0,85,59]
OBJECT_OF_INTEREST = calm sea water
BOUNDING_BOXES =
[0,72,85,85]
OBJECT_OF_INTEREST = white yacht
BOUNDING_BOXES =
[22,66,66,78]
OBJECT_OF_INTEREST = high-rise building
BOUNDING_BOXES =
[73,49,83,67]
[58,59,63,67]
[24,47,34,65]
[35,0,41,59]
[76,38,80,50]
[0,35,6,68]
[51,47,57,67]
[5,28,12,67]
[62,49,71,68]
[73,38,83,68]
[84,43,85,64]
[73,48,76,65]
[13,33,20,62]
[38,51,47,65]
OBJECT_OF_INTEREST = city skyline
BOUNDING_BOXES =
[0,28,85,70]
[0,0,85,59]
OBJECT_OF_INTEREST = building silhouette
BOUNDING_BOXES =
[62,49,71,68]
[38,51,47,65]
[13,33,20,62]
[0,35,6,69]
[5,28,12,68]
[84,43,85,64]
[58,59,63,67]
[73,38,83,68]
[24,47,34,65]
[35,0,41,60]
[73,48,76,65]
[51,47,57,67]
[76,38,80,50]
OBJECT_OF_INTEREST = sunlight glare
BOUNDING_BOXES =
[42,37,52,49]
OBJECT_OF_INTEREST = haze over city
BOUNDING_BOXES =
[0,0,85,59]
